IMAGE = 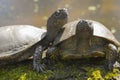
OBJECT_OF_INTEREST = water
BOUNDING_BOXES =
[0,0,120,41]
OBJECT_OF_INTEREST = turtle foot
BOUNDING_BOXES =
[33,46,46,73]
[33,63,46,73]
[106,61,120,71]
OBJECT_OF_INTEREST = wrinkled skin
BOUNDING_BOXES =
[33,8,68,73]
[46,20,119,71]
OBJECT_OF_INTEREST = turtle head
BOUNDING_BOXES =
[47,8,68,29]
[47,8,68,41]
[76,20,93,39]
[52,8,68,21]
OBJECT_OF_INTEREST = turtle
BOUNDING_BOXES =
[44,19,120,71]
[33,8,68,72]
[0,25,46,65]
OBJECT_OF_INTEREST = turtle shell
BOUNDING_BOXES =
[53,20,79,45]
[53,19,120,47]
[0,25,46,58]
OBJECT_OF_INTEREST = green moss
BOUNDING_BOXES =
[87,70,104,80]
[18,73,27,80]
[0,59,119,80]
[105,68,119,80]
[0,60,52,80]
[87,68,119,80]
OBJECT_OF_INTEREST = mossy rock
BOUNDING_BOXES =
[0,57,120,80]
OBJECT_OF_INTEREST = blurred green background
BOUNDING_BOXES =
[0,0,120,41]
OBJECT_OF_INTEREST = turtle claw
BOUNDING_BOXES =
[33,63,46,73]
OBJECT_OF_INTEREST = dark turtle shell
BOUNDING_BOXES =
[53,19,120,47]
[0,25,46,59]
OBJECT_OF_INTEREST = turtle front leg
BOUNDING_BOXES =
[46,47,58,65]
[33,46,45,73]
[105,44,118,70]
